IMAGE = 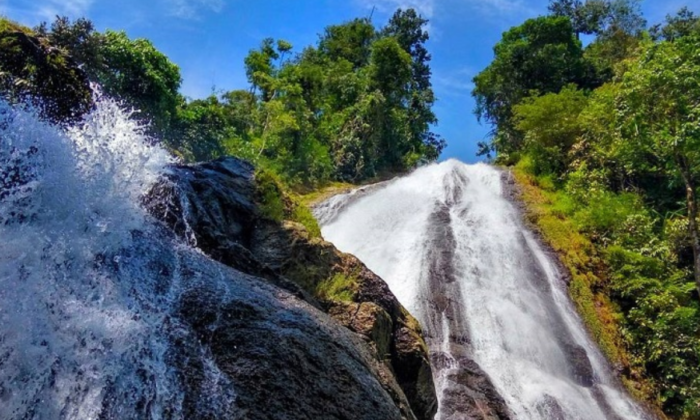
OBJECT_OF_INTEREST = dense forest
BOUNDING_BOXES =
[473,0,700,417]
[0,10,443,189]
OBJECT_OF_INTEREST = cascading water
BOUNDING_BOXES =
[317,160,653,420]
[0,98,239,419]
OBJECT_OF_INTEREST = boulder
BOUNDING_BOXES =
[145,157,438,420]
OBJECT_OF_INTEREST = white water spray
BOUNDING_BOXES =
[0,99,237,419]
[317,160,652,420]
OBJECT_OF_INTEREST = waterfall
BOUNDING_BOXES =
[317,160,652,420]
[0,99,239,419]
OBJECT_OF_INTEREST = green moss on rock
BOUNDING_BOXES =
[254,168,322,238]
[316,272,358,303]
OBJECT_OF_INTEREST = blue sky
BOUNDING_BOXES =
[2,0,697,162]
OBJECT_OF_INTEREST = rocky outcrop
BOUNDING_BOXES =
[0,20,92,123]
[145,157,437,420]
[88,227,420,420]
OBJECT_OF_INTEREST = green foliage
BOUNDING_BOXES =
[472,16,593,157]
[549,0,646,39]
[514,85,589,175]
[616,35,700,185]
[98,30,182,134]
[319,18,375,68]
[0,17,32,34]
[549,0,610,37]
[254,169,288,222]
[583,29,642,84]
[316,272,357,302]
[651,7,700,42]
[35,16,104,79]
[500,17,700,416]
[244,37,280,102]
[253,168,321,238]
[31,12,443,188]
[34,17,182,136]
[607,246,700,417]
[0,17,92,122]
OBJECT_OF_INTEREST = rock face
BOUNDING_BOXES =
[90,228,419,420]
[172,250,413,420]
[145,157,438,420]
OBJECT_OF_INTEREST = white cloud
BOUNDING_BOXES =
[17,0,95,22]
[166,0,224,19]
[433,66,475,97]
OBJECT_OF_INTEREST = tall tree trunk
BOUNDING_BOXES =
[681,167,700,297]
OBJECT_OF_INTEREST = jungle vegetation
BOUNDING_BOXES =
[474,1,700,416]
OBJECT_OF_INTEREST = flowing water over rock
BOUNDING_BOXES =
[0,99,420,420]
[317,160,654,420]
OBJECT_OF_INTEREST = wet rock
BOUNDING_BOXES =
[329,302,393,358]
[176,270,414,420]
[564,343,595,387]
[535,395,566,420]
[116,231,418,420]
[145,157,437,420]
[429,352,511,420]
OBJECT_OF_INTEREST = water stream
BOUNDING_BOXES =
[317,160,652,420]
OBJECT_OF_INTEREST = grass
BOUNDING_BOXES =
[512,162,630,373]
[254,168,322,238]
[315,272,358,303]
[297,181,355,207]
[0,17,33,35]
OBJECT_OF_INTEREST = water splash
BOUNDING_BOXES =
[317,159,652,420]
[0,98,237,419]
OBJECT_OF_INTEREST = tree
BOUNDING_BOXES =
[35,18,182,135]
[97,31,182,134]
[602,0,646,38]
[318,18,375,69]
[548,0,609,38]
[650,7,700,42]
[244,38,280,102]
[549,0,646,39]
[0,18,92,123]
[35,16,104,80]
[382,8,444,164]
[369,36,413,169]
[472,16,592,157]
[174,95,230,161]
[513,85,589,175]
[616,35,700,297]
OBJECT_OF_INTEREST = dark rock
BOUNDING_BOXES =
[564,343,595,387]
[145,157,437,420]
[535,395,566,420]
[177,273,414,420]
[435,355,511,420]
[123,230,417,420]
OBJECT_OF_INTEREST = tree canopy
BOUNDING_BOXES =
[25,11,444,187]
[472,15,592,158]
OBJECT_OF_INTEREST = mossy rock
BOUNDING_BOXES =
[253,168,322,238]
